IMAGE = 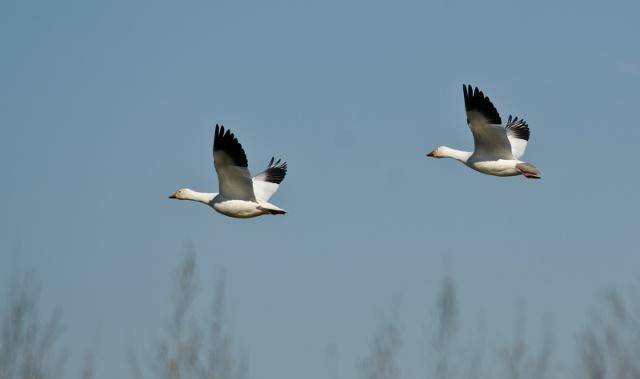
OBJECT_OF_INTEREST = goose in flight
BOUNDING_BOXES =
[170,125,288,218]
[426,85,541,179]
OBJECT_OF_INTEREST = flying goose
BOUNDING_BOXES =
[426,85,541,179]
[170,125,288,218]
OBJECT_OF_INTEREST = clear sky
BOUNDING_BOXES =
[1,0,639,377]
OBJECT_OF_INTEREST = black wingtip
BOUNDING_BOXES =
[463,84,502,125]
[258,157,287,184]
[214,124,228,142]
[506,114,530,141]
[462,84,470,103]
[212,124,249,167]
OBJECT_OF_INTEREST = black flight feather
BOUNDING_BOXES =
[256,157,287,184]
[213,124,249,168]
[505,115,530,141]
[463,84,502,125]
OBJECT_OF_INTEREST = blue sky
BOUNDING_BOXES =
[1,0,639,377]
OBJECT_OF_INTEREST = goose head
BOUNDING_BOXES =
[169,188,194,200]
[426,146,444,158]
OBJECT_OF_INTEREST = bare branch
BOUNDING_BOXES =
[81,351,94,379]
[0,272,66,379]
[132,249,247,379]
[498,302,555,379]
[578,288,640,379]
[430,274,459,379]
[359,308,401,379]
[201,269,248,379]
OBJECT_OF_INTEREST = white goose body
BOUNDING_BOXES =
[468,157,522,177]
[213,198,265,218]
[213,197,285,219]
[436,147,522,176]
[170,125,288,218]
[427,85,541,179]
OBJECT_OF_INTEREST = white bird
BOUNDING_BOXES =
[426,85,541,179]
[170,125,288,218]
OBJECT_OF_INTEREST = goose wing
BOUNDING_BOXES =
[505,115,530,159]
[213,125,256,201]
[463,84,514,159]
[252,157,287,203]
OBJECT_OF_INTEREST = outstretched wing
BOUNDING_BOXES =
[213,125,256,201]
[463,84,514,159]
[252,157,287,203]
[505,115,530,159]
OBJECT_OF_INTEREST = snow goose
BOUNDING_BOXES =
[426,85,541,179]
[170,125,288,218]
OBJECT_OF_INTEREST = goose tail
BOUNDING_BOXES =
[257,203,287,215]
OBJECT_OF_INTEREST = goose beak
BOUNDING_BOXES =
[169,193,177,199]
[426,151,435,157]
